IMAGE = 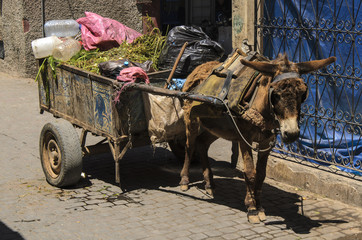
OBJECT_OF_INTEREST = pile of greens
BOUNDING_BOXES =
[67,27,166,74]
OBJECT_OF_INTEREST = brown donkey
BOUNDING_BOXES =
[180,53,336,223]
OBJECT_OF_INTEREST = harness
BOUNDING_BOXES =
[224,71,302,152]
[192,50,305,152]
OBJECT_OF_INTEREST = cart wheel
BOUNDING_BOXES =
[39,120,82,187]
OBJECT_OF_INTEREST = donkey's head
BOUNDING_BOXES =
[241,54,336,143]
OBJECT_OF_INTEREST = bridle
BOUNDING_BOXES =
[235,71,307,152]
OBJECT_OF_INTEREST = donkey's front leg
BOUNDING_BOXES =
[239,141,260,223]
[254,145,271,222]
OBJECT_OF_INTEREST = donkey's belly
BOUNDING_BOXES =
[200,117,247,142]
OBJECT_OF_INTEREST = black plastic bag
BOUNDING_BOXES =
[158,25,224,78]
[98,60,153,79]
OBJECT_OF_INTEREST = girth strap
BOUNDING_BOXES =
[218,70,234,100]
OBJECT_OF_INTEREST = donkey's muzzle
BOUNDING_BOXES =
[281,130,300,144]
[279,118,300,144]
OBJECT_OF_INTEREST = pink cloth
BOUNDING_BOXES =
[116,67,150,84]
[77,12,142,51]
[114,67,150,102]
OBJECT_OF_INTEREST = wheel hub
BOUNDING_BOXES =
[44,138,62,178]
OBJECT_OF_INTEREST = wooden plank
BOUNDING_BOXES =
[48,66,55,109]
[92,80,113,135]
[53,68,73,117]
[72,74,94,126]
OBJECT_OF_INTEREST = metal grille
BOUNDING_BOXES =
[254,0,362,177]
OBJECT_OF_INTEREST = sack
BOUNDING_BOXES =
[142,93,185,143]
[77,12,142,51]
[158,25,224,78]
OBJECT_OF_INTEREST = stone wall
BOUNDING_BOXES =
[0,0,143,78]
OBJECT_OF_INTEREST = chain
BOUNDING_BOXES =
[126,94,133,149]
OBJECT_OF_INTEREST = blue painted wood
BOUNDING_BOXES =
[92,80,113,134]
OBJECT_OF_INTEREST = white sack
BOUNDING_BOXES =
[142,93,185,143]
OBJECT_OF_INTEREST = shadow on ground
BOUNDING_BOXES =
[78,145,347,235]
[0,221,24,240]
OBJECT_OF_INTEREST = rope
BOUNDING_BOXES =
[214,96,275,153]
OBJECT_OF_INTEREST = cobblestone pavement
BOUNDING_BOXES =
[1,73,361,240]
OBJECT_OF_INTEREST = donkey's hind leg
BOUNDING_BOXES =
[196,131,218,195]
[180,109,199,191]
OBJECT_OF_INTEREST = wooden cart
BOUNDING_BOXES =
[37,61,223,188]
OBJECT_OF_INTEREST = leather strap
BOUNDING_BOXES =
[273,72,300,83]
[218,70,234,100]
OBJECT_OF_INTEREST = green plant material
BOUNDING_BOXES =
[35,56,58,82]
[66,19,166,74]
[35,59,46,82]
[47,56,58,81]
[35,57,56,104]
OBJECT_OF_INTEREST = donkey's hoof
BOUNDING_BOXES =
[205,187,214,197]
[180,184,189,191]
[258,208,267,222]
[247,209,261,224]
[247,215,261,224]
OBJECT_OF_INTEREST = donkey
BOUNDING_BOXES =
[180,53,336,223]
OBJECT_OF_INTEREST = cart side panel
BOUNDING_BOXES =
[38,64,55,109]
[115,90,148,136]
[72,74,94,126]
[92,80,113,135]
[53,69,73,117]
[38,60,49,109]
[38,75,47,107]
[48,67,56,108]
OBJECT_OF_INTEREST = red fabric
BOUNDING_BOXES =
[114,67,150,102]
[77,12,142,51]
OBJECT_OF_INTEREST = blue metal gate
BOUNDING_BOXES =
[254,0,361,176]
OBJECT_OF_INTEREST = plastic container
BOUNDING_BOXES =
[31,36,63,59]
[52,38,81,61]
[44,19,80,38]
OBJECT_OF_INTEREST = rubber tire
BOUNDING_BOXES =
[39,119,82,187]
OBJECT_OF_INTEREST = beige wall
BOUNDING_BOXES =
[231,0,257,51]
[0,0,143,78]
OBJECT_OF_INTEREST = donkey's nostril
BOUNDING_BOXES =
[283,131,300,143]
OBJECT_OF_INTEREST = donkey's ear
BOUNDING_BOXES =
[240,59,278,75]
[295,56,336,74]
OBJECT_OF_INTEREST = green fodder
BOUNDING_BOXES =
[67,27,166,74]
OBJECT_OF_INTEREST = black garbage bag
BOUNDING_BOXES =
[98,60,153,79]
[158,25,224,78]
